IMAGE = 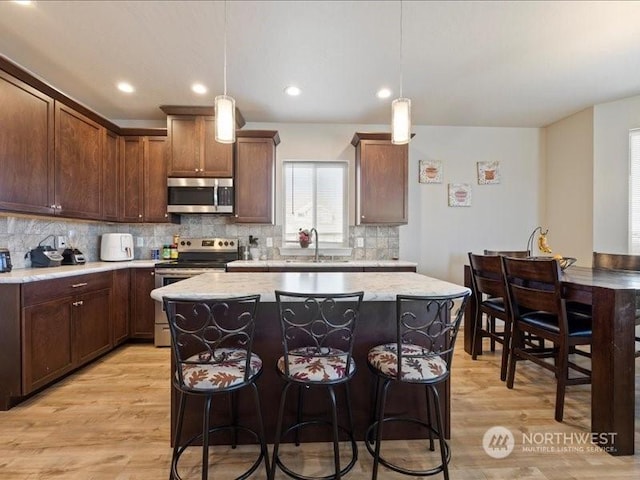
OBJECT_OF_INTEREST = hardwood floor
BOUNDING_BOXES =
[0,335,638,479]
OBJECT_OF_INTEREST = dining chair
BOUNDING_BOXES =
[480,251,531,351]
[163,295,269,480]
[270,290,364,480]
[592,252,640,358]
[501,257,592,422]
[468,252,512,381]
[365,291,470,480]
[483,250,531,258]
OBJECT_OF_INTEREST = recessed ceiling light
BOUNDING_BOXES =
[12,1,34,6]
[192,83,207,95]
[377,88,392,99]
[284,85,301,96]
[117,82,135,93]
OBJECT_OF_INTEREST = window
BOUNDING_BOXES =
[283,161,348,245]
[630,129,640,253]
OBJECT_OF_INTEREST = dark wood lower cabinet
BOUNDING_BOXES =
[22,297,74,394]
[21,272,113,395]
[130,268,156,339]
[112,269,130,346]
[73,288,112,366]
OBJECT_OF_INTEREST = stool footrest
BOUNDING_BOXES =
[171,424,265,480]
[273,420,358,480]
[365,417,451,477]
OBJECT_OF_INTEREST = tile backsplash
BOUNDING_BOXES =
[0,214,399,269]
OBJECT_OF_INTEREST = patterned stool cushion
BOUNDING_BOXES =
[277,346,355,382]
[179,348,262,391]
[368,343,448,382]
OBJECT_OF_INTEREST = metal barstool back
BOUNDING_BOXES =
[366,291,470,480]
[270,290,364,480]
[163,295,269,480]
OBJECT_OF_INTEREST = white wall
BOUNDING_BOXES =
[247,121,542,284]
[544,108,594,266]
[404,126,542,284]
[593,94,640,253]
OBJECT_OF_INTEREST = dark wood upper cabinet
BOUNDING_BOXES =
[0,70,55,215]
[352,132,409,225]
[120,135,172,223]
[103,129,120,222]
[55,102,103,220]
[234,130,280,224]
[144,136,171,222]
[166,115,233,177]
[120,136,144,222]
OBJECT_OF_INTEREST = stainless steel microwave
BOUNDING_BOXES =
[167,178,234,213]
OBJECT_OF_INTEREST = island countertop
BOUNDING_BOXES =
[150,271,469,303]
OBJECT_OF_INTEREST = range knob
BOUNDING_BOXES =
[224,241,229,246]
[186,241,191,246]
[180,241,186,246]
[218,241,223,247]
[229,241,235,246]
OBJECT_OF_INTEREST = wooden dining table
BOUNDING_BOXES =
[463,264,638,456]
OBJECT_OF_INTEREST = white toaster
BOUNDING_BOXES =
[100,233,134,261]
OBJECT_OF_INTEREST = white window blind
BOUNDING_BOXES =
[283,161,348,245]
[630,129,640,253]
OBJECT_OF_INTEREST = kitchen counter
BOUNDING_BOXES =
[227,259,417,269]
[0,260,159,284]
[151,270,466,303]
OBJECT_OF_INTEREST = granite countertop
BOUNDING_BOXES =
[0,260,159,284]
[151,271,468,303]
[227,259,418,268]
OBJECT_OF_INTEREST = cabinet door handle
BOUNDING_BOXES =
[72,300,84,307]
[50,204,56,209]
[71,282,88,288]
[56,205,62,210]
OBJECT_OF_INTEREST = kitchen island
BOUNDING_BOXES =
[151,271,469,445]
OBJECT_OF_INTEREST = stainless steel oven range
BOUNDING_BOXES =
[154,237,239,346]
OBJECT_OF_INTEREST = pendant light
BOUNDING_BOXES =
[391,0,411,145]
[215,0,235,144]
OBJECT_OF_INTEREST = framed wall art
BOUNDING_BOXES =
[448,183,472,207]
[419,160,442,184]
[477,161,500,184]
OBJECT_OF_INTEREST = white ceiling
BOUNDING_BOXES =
[2,0,640,128]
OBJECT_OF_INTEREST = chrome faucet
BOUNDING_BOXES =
[310,228,319,262]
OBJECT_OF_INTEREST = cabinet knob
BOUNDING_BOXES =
[72,300,84,307]
[150,272,155,276]
[138,214,143,218]
[361,215,365,219]
[50,204,56,209]
[164,213,168,218]
[57,205,62,210]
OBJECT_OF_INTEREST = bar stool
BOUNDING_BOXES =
[365,292,470,480]
[269,290,364,480]
[163,295,269,480]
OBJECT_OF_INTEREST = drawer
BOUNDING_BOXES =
[22,272,112,307]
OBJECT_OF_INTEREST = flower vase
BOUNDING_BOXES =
[299,240,309,248]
